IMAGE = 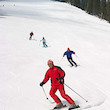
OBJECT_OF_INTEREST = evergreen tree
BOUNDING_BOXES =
[81,0,88,10]
[106,0,110,22]
[87,0,93,14]
[54,0,110,23]
[70,0,75,5]
[100,0,107,19]
[75,0,81,8]
[92,0,100,16]
[71,0,80,8]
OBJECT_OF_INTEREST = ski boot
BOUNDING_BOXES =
[68,103,80,110]
[53,102,66,109]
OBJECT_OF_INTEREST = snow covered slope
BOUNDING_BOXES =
[0,1,110,110]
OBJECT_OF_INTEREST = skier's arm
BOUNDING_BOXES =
[40,81,45,86]
[56,67,65,84]
[63,52,66,57]
[71,51,75,54]
[43,71,49,84]
[40,71,49,87]
[57,77,64,84]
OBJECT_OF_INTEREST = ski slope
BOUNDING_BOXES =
[0,0,110,110]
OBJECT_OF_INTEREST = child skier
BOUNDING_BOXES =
[40,37,48,47]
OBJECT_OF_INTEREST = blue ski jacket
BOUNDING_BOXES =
[64,51,75,58]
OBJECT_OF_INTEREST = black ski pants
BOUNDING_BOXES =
[29,35,32,40]
[67,57,77,66]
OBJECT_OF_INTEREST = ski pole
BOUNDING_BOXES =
[58,57,63,65]
[75,54,78,58]
[39,41,41,46]
[42,87,52,103]
[64,83,88,102]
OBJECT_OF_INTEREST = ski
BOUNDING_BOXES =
[68,105,92,110]
[68,64,80,68]
[50,104,92,110]
[68,105,80,110]
[50,104,67,110]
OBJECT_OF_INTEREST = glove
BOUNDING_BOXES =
[40,81,45,86]
[56,77,64,84]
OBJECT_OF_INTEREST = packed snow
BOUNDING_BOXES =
[0,0,110,110]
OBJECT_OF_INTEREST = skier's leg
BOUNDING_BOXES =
[45,43,48,47]
[67,58,73,66]
[29,36,32,40]
[58,84,74,104]
[49,86,61,103]
[70,58,77,67]
[43,42,45,47]
[44,42,48,47]
[44,43,47,47]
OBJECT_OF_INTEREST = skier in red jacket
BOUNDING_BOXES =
[40,60,79,109]
[29,32,34,40]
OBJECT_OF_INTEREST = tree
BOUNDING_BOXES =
[87,0,93,14]
[75,0,81,8]
[106,0,110,22]
[100,0,107,19]
[55,0,110,23]
[81,0,88,10]
[92,0,100,16]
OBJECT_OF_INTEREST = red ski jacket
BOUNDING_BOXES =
[43,66,65,86]
[30,32,33,36]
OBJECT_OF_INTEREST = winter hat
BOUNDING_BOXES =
[47,60,53,65]
[67,48,70,50]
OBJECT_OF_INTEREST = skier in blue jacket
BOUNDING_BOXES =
[63,48,78,67]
